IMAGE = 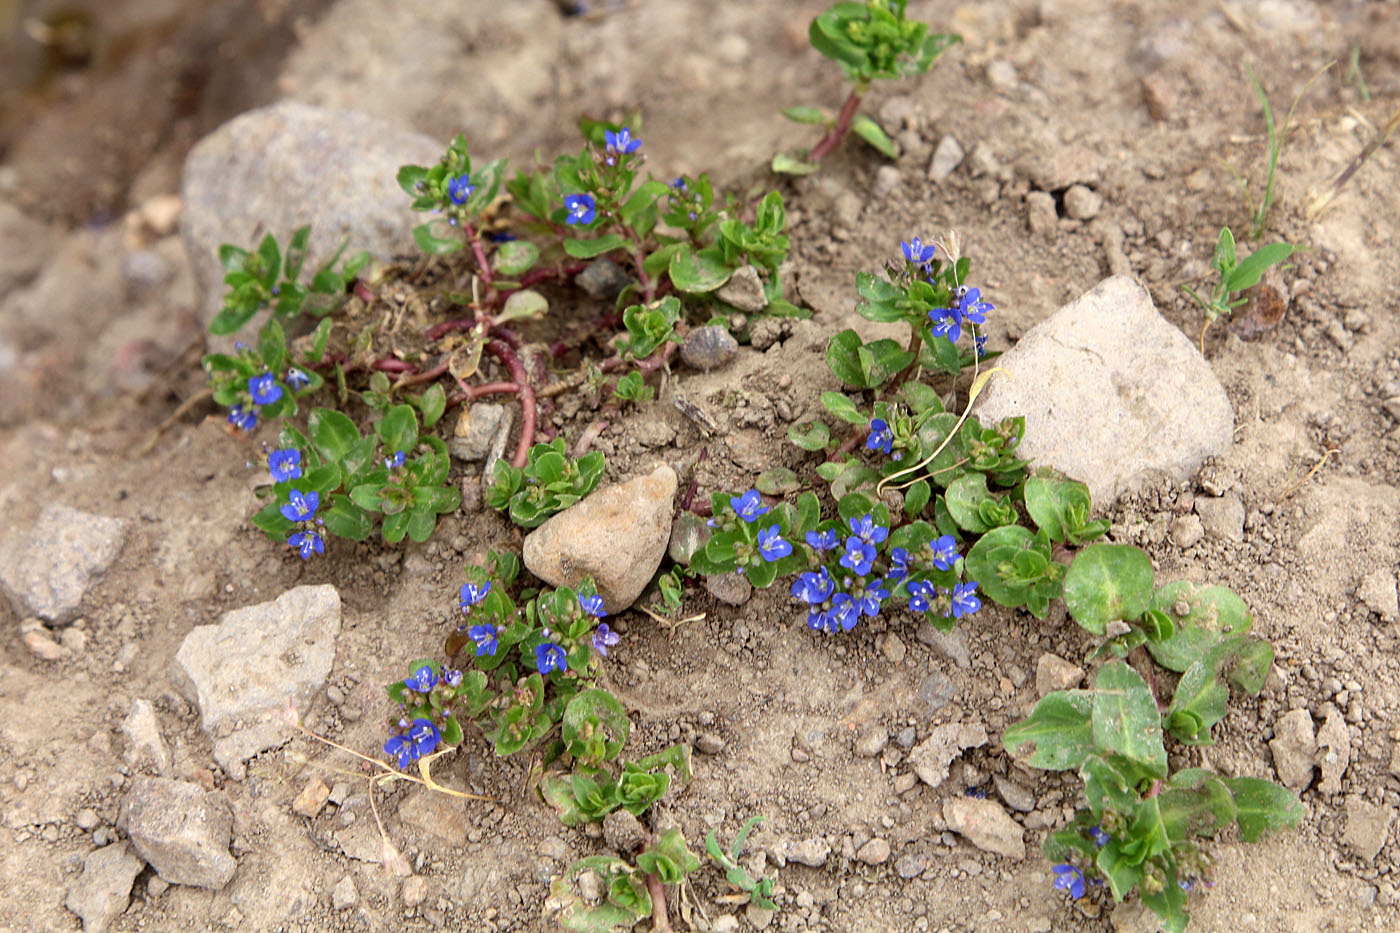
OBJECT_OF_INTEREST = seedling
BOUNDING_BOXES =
[1182,226,1297,351]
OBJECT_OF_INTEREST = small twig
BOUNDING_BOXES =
[810,88,864,162]
[1280,448,1339,498]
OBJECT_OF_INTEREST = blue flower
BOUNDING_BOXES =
[887,547,910,583]
[901,237,936,265]
[828,593,860,632]
[757,525,792,562]
[866,418,893,455]
[448,173,476,205]
[468,623,498,657]
[286,368,311,391]
[949,581,981,618]
[384,450,405,469]
[564,193,596,225]
[604,127,641,154]
[536,642,567,674]
[578,593,606,618]
[670,177,687,191]
[592,623,620,657]
[248,372,283,405]
[459,580,492,609]
[1052,864,1085,900]
[1088,825,1111,847]
[974,333,988,360]
[805,528,840,552]
[848,515,888,547]
[840,536,876,576]
[405,664,437,693]
[929,534,960,571]
[288,530,323,559]
[443,668,463,687]
[954,285,994,325]
[929,307,963,344]
[268,448,302,483]
[730,490,769,523]
[792,567,835,605]
[907,580,933,613]
[384,718,441,770]
[856,580,889,618]
[280,489,319,522]
[228,406,258,432]
[806,608,830,632]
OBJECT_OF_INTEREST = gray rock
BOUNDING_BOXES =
[704,572,752,607]
[856,727,889,758]
[1269,709,1316,792]
[602,809,645,854]
[449,403,512,462]
[985,60,1018,91]
[1035,653,1085,696]
[928,135,965,181]
[993,775,1036,812]
[332,874,358,910]
[171,585,341,778]
[974,276,1234,509]
[1343,795,1395,862]
[715,264,767,313]
[523,465,676,611]
[680,325,739,372]
[920,671,954,712]
[909,722,989,789]
[576,257,631,300]
[856,837,891,865]
[576,870,605,904]
[1025,191,1058,235]
[121,249,174,292]
[1316,704,1351,795]
[401,875,428,908]
[1169,514,1205,548]
[917,623,971,668]
[782,837,830,868]
[1195,493,1245,542]
[1358,568,1399,622]
[1062,184,1102,220]
[181,101,440,333]
[943,797,1025,859]
[882,633,907,664]
[123,778,236,889]
[695,732,726,755]
[65,843,144,933]
[0,504,127,623]
[122,699,172,777]
[712,914,740,933]
[871,165,903,200]
[895,852,928,878]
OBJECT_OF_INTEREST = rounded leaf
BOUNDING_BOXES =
[1062,544,1154,636]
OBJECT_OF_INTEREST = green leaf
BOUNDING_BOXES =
[780,106,830,125]
[493,240,539,277]
[905,479,931,517]
[563,233,628,259]
[771,152,820,176]
[413,222,464,255]
[256,234,282,290]
[820,391,866,425]
[1079,754,1138,819]
[900,381,943,414]
[209,303,260,337]
[755,467,800,496]
[283,225,311,281]
[1092,661,1167,779]
[1141,869,1190,933]
[257,319,289,376]
[944,472,997,534]
[1159,770,1237,842]
[306,318,333,363]
[826,329,873,388]
[1095,840,1145,901]
[1063,544,1155,636]
[1226,242,1296,293]
[668,245,734,293]
[788,421,831,451]
[416,383,446,429]
[1223,777,1304,842]
[1002,690,1094,771]
[498,288,549,323]
[1145,582,1254,673]
[322,494,372,541]
[1023,470,1093,543]
[405,507,437,542]
[851,113,898,158]
[377,404,420,454]
[563,690,631,762]
[307,408,361,463]
[963,524,1035,607]
[218,244,249,272]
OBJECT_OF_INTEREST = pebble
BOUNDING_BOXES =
[1062,184,1102,220]
[856,727,889,758]
[895,852,928,879]
[1269,709,1316,791]
[576,869,604,902]
[1195,493,1245,542]
[695,732,726,755]
[715,264,768,313]
[23,628,65,661]
[920,672,954,712]
[680,324,739,372]
[450,403,512,463]
[783,838,830,867]
[896,726,917,749]
[909,722,988,789]
[712,915,740,933]
[332,874,357,910]
[882,633,907,663]
[927,136,964,180]
[292,779,331,818]
[1035,653,1085,696]
[1169,514,1205,548]
[0,504,127,623]
[1357,568,1399,622]
[1316,704,1351,794]
[75,808,101,831]
[64,843,144,933]
[576,257,631,299]
[1025,191,1058,235]
[603,809,645,854]
[894,773,918,795]
[985,60,1018,91]
[123,777,237,889]
[122,699,172,777]
[60,627,88,654]
[943,796,1025,859]
[993,775,1035,812]
[401,875,428,908]
[871,165,903,199]
[856,837,891,865]
[917,624,971,668]
[704,572,752,607]
[1343,795,1395,862]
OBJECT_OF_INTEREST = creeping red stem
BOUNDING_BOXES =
[809,88,864,162]
[486,339,535,468]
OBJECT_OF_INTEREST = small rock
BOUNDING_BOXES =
[1269,709,1316,792]
[450,403,512,462]
[679,326,740,374]
[920,671,955,712]
[0,504,127,623]
[23,628,65,661]
[783,838,830,868]
[704,572,752,606]
[909,723,989,789]
[746,903,776,929]
[576,869,604,902]
[917,624,971,668]
[1035,654,1085,696]
[896,726,917,749]
[65,843,144,933]
[871,165,903,199]
[1195,493,1245,542]
[122,699,172,777]
[139,194,183,236]
[985,60,1018,91]
[121,249,173,291]
[523,465,677,611]
[332,874,357,910]
[539,836,568,860]
[895,852,928,879]
[856,727,889,758]
[928,136,965,181]
[968,143,1003,179]
[1316,704,1351,794]
[1357,569,1399,622]
[576,258,631,300]
[76,808,101,831]
[401,875,428,908]
[292,779,331,818]
[716,264,768,313]
[695,732,726,755]
[993,775,1036,812]
[1025,191,1058,235]
[1169,514,1205,548]
[123,777,236,889]
[147,877,169,898]
[894,772,918,795]
[856,837,891,865]
[603,809,646,854]
[712,915,740,933]
[61,626,89,654]
[943,796,1025,859]
[1343,795,1394,862]
[1062,184,1102,220]
[882,633,907,663]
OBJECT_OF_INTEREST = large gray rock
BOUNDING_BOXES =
[523,465,676,612]
[123,778,236,890]
[0,504,127,623]
[181,101,441,332]
[171,585,341,778]
[974,276,1233,509]
[65,843,145,932]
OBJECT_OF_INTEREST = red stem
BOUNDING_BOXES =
[810,88,864,162]
[645,872,672,933]
[486,339,536,468]
[463,221,493,285]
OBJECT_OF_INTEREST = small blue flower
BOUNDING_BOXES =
[268,448,302,483]
[805,528,840,552]
[856,580,890,618]
[792,567,835,605]
[604,127,641,154]
[487,231,518,243]
[405,664,437,693]
[757,525,792,562]
[1088,825,1111,847]
[929,534,960,571]
[383,718,441,770]
[840,536,876,576]
[866,418,893,455]
[459,580,492,609]
[468,623,498,657]
[536,642,567,674]
[907,580,933,613]
[1052,864,1085,900]
[929,307,963,344]
[288,530,323,559]
[447,174,476,205]
[828,593,860,632]
[887,547,911,583]
[564,193,597,225]
[248,372,283,405]
[954,285,994,325]
[592,623,620,657]
[670,177,687,191]
[286,368,311,391]
[806,608,830,632]
[901,237,936,265]
[384,450,405,469]
[228,406,258,432]
[1178,876,1194,892]
[949,581,981,619]
[730,490,769,523]
[280,489,319,522]
[848,515,888,547]
[443,668,463,687]
[579,593,606,617]
[974,333,988,360]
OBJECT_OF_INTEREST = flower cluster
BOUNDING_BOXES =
[929,283,994,345]
[267,447,324,559]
